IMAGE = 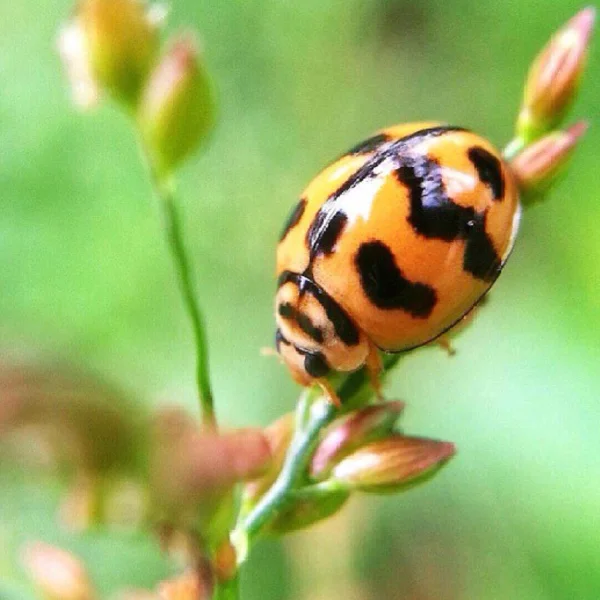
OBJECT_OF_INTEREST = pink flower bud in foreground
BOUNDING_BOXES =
[517,7,595,138]
[77,0,159,107]
[510,121,588,198]
[138,35,215,176]
[151,408,271,538]
[331,435,455,493]
[157,571,206,600]
[22,542,95,600]
[243,412,294,505]
[310,401,405,479]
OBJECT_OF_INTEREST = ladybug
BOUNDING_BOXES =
[275,122,521,404]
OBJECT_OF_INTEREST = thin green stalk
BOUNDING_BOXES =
[233,391,335,559]
[503,136,527,161]
[232,354,405,562]
[212,574,240,600]
[152,174,216,428]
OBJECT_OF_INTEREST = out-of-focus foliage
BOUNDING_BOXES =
[0,0,598,598]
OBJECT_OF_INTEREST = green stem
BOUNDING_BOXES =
[234,391,335,557]
[503,136,527,161]
[153,175,216,428]
[232,354,404,562]
[212,574,240,600]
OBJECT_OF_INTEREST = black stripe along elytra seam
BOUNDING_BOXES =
[355,241,437,318]
[467,146,505,201]
[346,132,392,155]
[277,271,360,346]
[305,126,467,262]
[306,210,348,256]
[396,154,502,282]
[279,197,307,242]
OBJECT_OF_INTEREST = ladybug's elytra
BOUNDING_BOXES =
[275,122,521,403]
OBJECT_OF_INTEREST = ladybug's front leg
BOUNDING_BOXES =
[316,379,343,408]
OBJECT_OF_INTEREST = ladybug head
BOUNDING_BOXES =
[275,271,369,386]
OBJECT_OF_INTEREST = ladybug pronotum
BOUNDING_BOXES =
[275,122,521,404]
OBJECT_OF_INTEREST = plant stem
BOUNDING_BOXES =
[503,136,527,161]
[212,574,240,600]
[153,175,216,428]
[234,390,335,557]
[232,354,404,561]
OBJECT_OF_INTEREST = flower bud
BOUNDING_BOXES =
[157,571,206,600]
[22,542,95,600]
[76,0,159,107]
[517,7,595,139]
[242,412,294,506]
[138,35,216,176]
[310,401,405,479]
[510,121,588,199]
[150,408,271,541]
[331,435,455,493]
[268,488,350,534]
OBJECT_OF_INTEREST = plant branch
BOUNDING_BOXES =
[232,353,403,562]
[212,574,240,600]
[151,173,216,428]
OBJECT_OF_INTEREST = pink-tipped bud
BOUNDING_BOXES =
[511,121,588,198]
[331,435,455,493]
[242,412,294,506]
[22,542,96,600]
[157,571,206,600]
[518,7,595,138]
[73,0,159,107]
[138,34,215,176]
[310,401,405,479]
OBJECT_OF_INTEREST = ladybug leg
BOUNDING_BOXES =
[260,346,280,358]
[365,342,384,402]
[436,335,457,356]
[317,379,342,408]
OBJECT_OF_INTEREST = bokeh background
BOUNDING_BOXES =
[1,0,599,598]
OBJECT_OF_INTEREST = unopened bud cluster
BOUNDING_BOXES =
[508,7,594,199]
[59,0,215,175]
[516,7,595,141]
[244,401,455,533]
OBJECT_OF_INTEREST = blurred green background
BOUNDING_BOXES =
[1,0,599,598]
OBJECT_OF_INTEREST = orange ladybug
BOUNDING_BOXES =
[275,122,521,404]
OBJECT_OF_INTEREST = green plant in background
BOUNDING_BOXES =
[0,2,593,599]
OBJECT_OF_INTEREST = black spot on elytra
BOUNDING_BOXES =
[397,157,474,241]
[306,127,467,261]
[280,197,307,242]
[278,271,360,346]
[355,241,437,317]
[462,213,502,280]
[307,210,348,257]
[303,351,330,378]
[468,146,505,201]
[395,155,502,282]
[346,132,391,155]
